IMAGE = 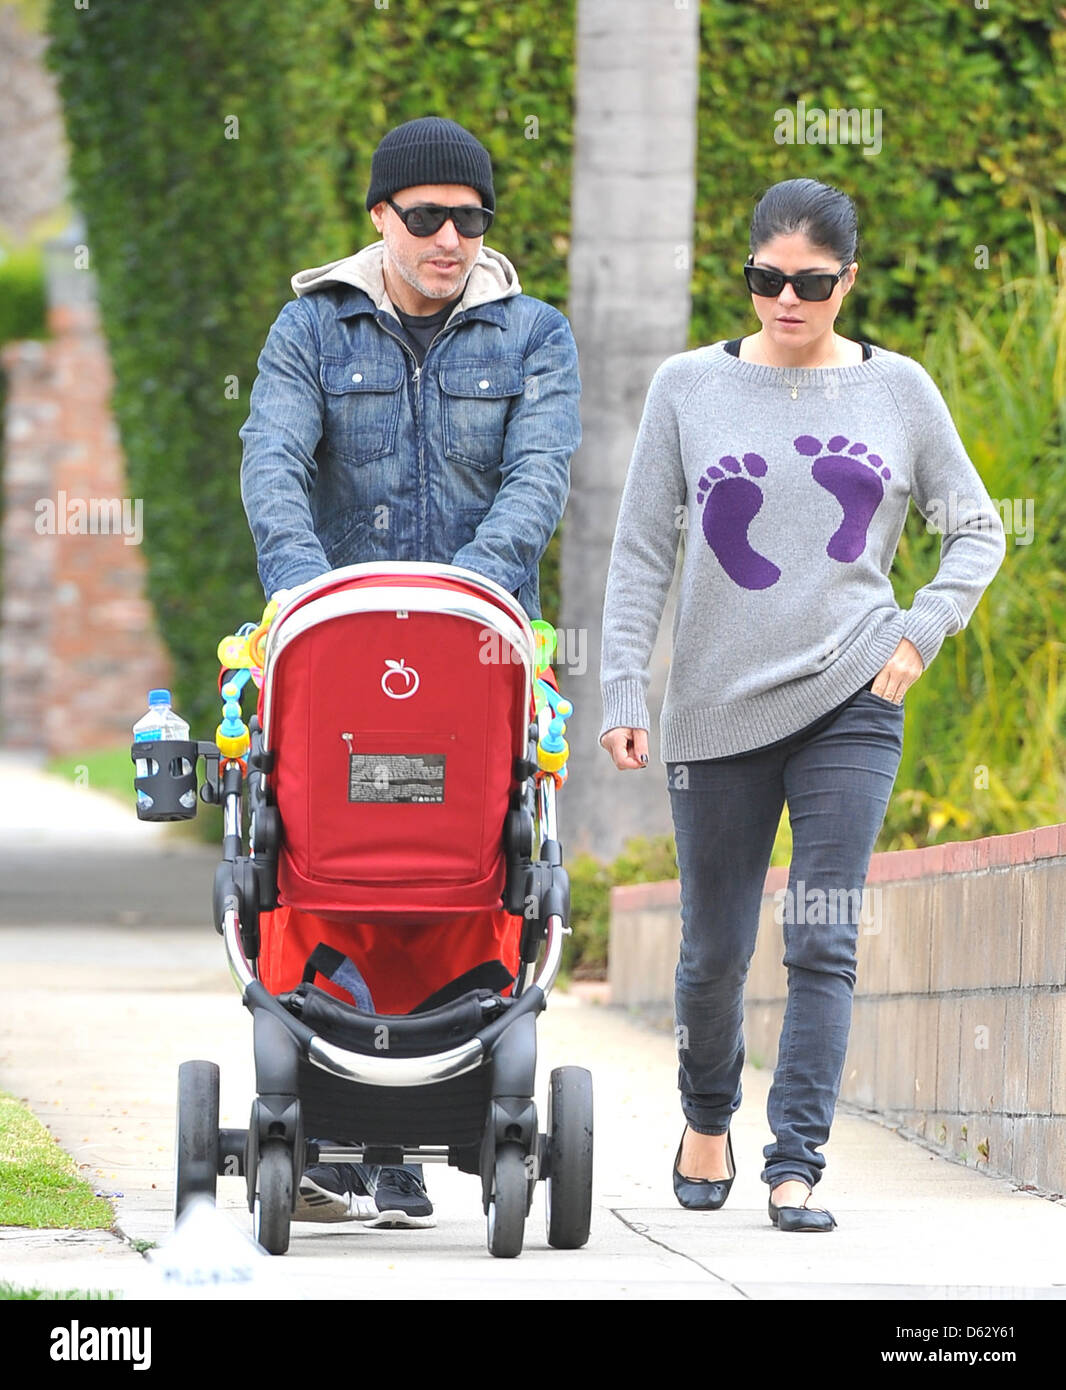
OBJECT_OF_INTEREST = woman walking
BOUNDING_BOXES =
[599,178,1005,1230]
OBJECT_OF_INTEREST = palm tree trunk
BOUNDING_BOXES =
[561,0,700,857]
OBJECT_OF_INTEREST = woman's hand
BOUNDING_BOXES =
[871,638,924,702]
[600,726,649,770]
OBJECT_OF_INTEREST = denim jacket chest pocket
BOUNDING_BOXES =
[438,357,525,470]
[319,357,405,465]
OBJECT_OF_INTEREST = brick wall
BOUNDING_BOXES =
[0,299,171,755]
[609,825,1066,1195]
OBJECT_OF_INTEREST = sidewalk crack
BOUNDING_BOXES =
[609,1209,751,1297]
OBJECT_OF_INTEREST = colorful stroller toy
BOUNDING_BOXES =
[132,563,592,1258]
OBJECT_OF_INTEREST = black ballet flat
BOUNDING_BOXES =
[768,1186,837,1232]
[672,1128,735,1210]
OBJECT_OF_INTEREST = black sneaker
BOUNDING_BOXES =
[293,1163,377,1223]
[361,1166,435,1228]
[293,1163,435,1227]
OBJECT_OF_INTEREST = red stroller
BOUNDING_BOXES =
[136,563,592,1258]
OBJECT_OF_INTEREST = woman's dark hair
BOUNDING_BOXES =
[749,178,858,266]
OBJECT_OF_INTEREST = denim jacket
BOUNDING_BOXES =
[239,242,581,618]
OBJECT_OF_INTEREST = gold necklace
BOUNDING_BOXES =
[781,348,838,400]
[745,338,839,399]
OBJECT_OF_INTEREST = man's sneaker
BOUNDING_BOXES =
[293,1163,377,1223]
[362,1166,435,1229]
[293,1163,435,1227]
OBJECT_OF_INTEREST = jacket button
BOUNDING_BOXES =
[351,372,363,383]
[478,379,490,389]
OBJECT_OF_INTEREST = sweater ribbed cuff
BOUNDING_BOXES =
[600,678,651,740]
[901,595,957,670]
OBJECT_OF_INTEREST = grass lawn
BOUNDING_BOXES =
[46,744,140,811]
[0,1284,117,1300]
[46,744,214,843]
[0,1091,114,1230]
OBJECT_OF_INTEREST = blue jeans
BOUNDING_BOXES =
[667,682,904,1190]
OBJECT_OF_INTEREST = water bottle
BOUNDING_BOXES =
[133,689,196,810]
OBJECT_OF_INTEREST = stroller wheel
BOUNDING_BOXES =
[545,1066,593,1250]
[487,1143,527,1259]
[174,1060,219,1222]
[253,1140,293,1255]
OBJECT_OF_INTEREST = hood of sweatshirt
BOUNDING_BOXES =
[290,241,522,317]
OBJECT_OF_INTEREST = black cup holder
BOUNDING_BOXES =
[131,739,201,821]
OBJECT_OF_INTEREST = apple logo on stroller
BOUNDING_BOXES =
[381,658,420,700]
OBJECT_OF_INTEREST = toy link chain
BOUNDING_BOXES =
[214,597,279,761]
[531,620,573,784]
[211,605,573,781]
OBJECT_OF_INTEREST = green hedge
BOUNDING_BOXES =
[694,0,1064,354]
[0,247,47,347]
[46,2,356,726]
[885,229,1066,845]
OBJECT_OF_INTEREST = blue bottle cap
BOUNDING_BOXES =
[148,689,172,705]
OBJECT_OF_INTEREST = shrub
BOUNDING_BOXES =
[0,246,47,347]
[886,213,1066,843]
[46,2,358,728]
[564,834,679,977]
[693,1,1064,358]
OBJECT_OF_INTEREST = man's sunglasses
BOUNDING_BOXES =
[743,258,850,302]
[386,198,494,238]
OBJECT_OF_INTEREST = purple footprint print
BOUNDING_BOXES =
[696,452,781,591]
[795,434,891,563]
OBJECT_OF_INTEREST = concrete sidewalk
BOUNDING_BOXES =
[0,752,173,846]
[1,757,1065,1301]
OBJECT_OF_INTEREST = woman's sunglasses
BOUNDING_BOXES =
[743,259,850,302]
[386,198,494,238]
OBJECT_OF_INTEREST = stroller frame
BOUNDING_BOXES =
[169,563,592,1259]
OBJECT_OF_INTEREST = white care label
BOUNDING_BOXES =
[348,752,446,804]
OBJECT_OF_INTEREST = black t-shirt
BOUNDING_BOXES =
[723,337,873,360]
[393,294,463,366]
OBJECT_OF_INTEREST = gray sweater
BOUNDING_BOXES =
[599,342,1006,761]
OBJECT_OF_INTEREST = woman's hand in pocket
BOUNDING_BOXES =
[871,638,925,702]
[599,726,649,770]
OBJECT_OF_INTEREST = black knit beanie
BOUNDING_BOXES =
[365,116,495,213]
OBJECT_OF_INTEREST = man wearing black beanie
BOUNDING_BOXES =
[239,117,581,1229]
[241,115,581,622]
[364,114,497,316]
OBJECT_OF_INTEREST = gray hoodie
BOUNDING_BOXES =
[289,240,522,319]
